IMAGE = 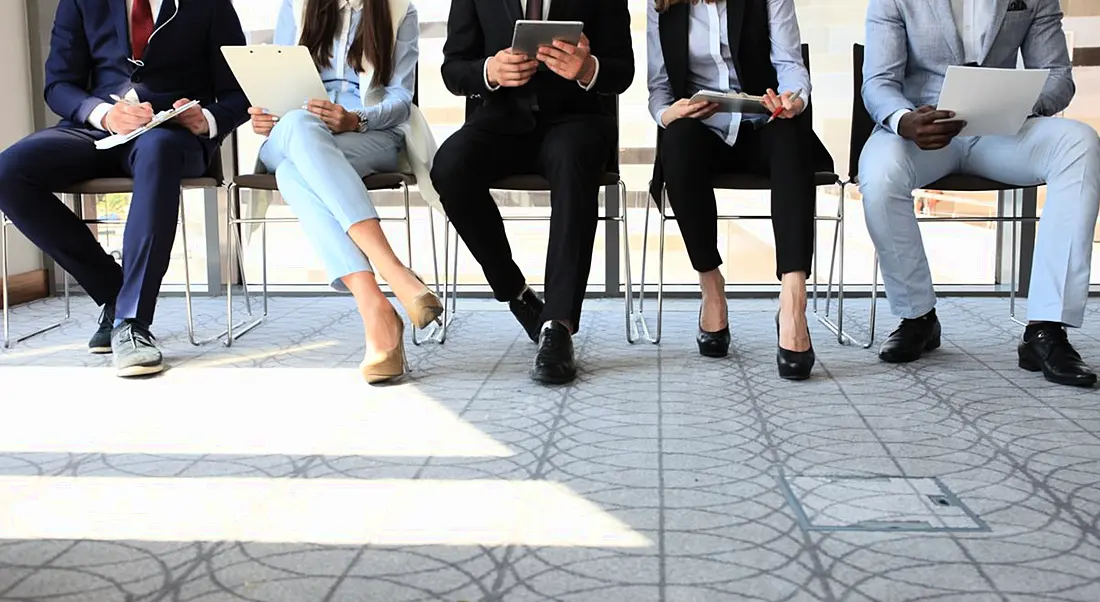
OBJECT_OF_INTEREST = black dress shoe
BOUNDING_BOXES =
[88,304,115,355]
[509,288,545,343]
[697,308,730,358]
[532,322,577,385]
[776,313,815,381]
[1018,323,1097,387]
[879,309,941,363]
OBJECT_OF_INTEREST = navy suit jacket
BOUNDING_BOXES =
[44,0,249,146]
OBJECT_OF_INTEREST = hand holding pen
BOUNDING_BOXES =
[762,88,804,123]
[104,93,154,135]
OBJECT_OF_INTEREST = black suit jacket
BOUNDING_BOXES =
[650,1,833,200]
[44,0,249,148]
[441,0,634,134]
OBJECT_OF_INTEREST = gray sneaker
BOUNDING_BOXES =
[111,320,164,377]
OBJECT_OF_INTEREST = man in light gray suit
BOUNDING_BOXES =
[860,0,1100,388]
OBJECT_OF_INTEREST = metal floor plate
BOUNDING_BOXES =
[780,475,990,533]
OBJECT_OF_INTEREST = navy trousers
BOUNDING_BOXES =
[0,125,208,325]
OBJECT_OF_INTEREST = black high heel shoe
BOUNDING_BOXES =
[697,309,730,358]
[776,311,814,381]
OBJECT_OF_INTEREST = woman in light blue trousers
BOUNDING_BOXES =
[248,0,440,384]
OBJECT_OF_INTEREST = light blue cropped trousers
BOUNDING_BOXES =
[259,109,404,290]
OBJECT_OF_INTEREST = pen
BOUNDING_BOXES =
[767,89,802,123]
[110,94,136,106]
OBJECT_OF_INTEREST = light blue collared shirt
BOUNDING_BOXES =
[274,0,417,130]
[647,0,810,147]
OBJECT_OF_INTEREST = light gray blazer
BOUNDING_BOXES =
[862,0,1074,129]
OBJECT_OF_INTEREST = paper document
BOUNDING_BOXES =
[94,99,202,151]
[936,66,1049,137]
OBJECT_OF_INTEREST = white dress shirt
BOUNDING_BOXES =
[482,0,602,93]
[647,0,809,146]
[88,0,219,138]
[886,0,992,134]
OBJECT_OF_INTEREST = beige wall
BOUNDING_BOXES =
[0,0,43,276]
[1065,0,1100,18]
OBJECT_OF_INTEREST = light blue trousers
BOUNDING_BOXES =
[859,117,1100,327]
[259,109,404,290]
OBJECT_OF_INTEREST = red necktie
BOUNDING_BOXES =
[131,0,155,61]
[526,0,543,20]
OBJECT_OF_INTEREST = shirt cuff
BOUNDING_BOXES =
[887,108,911,135]
[578,56,600,91]
[88,102,112,132]
[655,107,669,128]
[201,108,218,139]
[483,58,501,92]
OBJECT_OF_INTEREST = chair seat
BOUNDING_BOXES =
[234,172,415,192]
[711,171,841,190]
[490,172,621,191]
[55,177,219,194]
[924,174,1034,192]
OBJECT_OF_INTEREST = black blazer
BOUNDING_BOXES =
[441,0,635,134]
[649,1,833,201]
[44,0,249,148]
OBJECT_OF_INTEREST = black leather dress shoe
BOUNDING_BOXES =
[776,313,814,381]
[509,288,545,343]
[879,310,941,363]
[532,322,577,385]
[1018,323,1097,387]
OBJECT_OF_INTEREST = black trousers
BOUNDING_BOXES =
[431,114,614,331]
[660,116,816,279]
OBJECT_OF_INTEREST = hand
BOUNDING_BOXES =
[660,98,719,127]
[536,33,595,84]
[898,105,967,150]
[104,100,153,135]
[305,99,359,133]
[487,49,539,88]
[172,98,209,136]
[761,89,805,119]
[248,107,278,137]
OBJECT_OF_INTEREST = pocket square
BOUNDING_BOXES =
[1007,0,1027,11]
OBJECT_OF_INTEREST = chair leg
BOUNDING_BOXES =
[409,185,446,346]
[628,190,662,345]
[1,206,70,350]
[224,183,266,347]
[179,192,200,346]
[814,182,878,348]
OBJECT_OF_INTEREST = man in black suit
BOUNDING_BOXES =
[432,0,634,385]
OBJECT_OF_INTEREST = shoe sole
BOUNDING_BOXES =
[117,363,165,378]
[1018,355,1098,387]
[531,371,576,385]
[89,347,112,355]
[880,336,941,364]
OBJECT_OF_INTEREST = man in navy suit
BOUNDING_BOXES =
[0,0,248,377]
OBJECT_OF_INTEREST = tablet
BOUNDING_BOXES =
[221,45,329,117]
[511,20,585,56]
[689,90,771,115]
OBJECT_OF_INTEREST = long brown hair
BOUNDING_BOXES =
[655,0,716,13]
[299,0,395,87]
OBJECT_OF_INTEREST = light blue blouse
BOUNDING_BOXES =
[647,0,810,147]
[273,0,418,131]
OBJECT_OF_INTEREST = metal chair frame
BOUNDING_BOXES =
[817,43,1042,349]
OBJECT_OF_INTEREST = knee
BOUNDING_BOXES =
[858,141,916,207]
[431,138,479,198]
[660,119,710,176]
[1053,120,1100,167]
[131,129,190,168]
[274,109,323,135]
[0,148,23,186]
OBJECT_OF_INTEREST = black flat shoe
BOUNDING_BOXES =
[697,309,730,358]
[776,312,814,381]
[1018,323,1097,388]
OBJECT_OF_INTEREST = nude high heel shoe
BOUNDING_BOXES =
[396,270,444,330]
[360,309,408,384]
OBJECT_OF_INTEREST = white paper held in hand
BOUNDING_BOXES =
[94,99,202,151]
[936,66,1050,137]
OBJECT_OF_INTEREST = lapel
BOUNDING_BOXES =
[142,0,176,61]
[501,0,521,23]
[547,0,565,20]
[726,0,744,80]
[659,4,690,98]
[978,0,1011,64]
[925,0,964,63]
[110,0,131,56]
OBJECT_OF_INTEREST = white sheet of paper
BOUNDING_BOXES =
[936,66,1049,137]
[94,99,202,151]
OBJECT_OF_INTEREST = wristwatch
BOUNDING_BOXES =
[354,109,369,133]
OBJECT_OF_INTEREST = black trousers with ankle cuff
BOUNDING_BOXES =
[658,116,816,280]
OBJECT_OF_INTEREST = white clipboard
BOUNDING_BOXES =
[94,99,202,150]
[221,45,329,117]
[688,90,770,115]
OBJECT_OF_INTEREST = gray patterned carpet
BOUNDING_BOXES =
[0,295,1098,601]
